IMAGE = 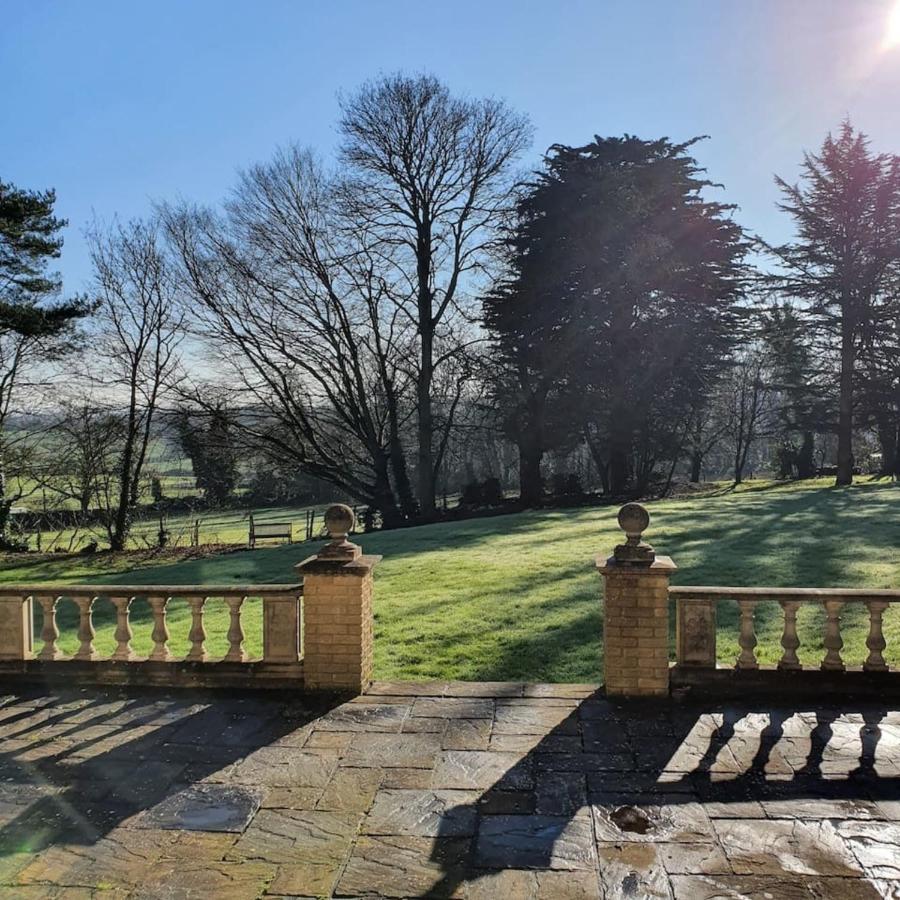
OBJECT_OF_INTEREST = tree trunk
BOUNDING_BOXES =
[733,438,745,485]
[416,362,435,518]
[893,426,900,479]
[388,434,417,520]
[373,454,403,529]
[796,431,815,479]
[835,317,855,486]
[110,443,134,552]
[0,467,8,541]
[518,441,544,506]
[690,450,703,483]
[877,419,898,478]
[608,445,630,496]
[416,226,436,518]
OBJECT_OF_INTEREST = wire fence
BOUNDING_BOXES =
[19,504,368,554]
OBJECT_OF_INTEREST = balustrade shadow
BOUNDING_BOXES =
[0,688,340,856]
[428,695,900,896]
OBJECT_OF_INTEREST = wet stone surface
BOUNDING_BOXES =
[2,684,900,897]
[137,784,261,833]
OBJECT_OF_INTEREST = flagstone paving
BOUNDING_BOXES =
[2,683,900,897]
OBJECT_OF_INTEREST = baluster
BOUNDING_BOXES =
[864,599,889,673]
[736,600,758,670]
[73,595,99,660]
[37,595,65,660]
[224,595,248,662]
[778,600,801,671]
[186,595,208,662]
[110,596,138,661]
[821,599,845,672]
[148,596,172,661]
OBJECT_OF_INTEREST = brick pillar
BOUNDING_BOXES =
[596,503,676,698]
[296,504,380,693]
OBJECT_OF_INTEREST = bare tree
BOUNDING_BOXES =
[724,351,774,484]
[685,394,730,484]
[37,401,122,515]
[164,149,419,525]
[88,219,183,550]
[0,326,85,546]
[339,73,531,516]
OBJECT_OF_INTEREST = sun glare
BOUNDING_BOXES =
[884,0,900,50]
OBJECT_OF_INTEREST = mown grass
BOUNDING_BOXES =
[3,477,898,681]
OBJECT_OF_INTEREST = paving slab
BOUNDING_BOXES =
[4,686,900,897]
[336,835,470,898]
[475,811,596,870]
[434,750,533,790]
[443,718,492,751]
[343,732,442,768]
[411,697,494,719]
[713,818,863,877]
[129,861,276,899]
[364,788,480,837]
[135,784,260,832]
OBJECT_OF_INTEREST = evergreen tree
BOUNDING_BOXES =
[485,135,748,500]
[0,179,91,548]
[762,304,832,478]
[0,179,91,335]
[771,122,900,485]
[175,406,239,505]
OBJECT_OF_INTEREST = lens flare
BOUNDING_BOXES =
[885,0,900,50]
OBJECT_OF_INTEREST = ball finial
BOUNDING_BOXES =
[325,503,355,540]
[613,502,655,565]
[319,503,360,560]
[617,502,650,541]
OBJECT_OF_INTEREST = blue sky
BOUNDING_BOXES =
[4,0,900,294]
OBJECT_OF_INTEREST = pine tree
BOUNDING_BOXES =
[0,179,91,335]
[771,123,900,485]
[762,304,832,478]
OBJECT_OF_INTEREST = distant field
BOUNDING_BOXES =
[3,476,899,681]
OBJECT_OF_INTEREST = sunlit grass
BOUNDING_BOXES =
[4,476,898,681]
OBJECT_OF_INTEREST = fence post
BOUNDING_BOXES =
[0,594,34,661]
[596,503,676,698]
[296,504,381,693]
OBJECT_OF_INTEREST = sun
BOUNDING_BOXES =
[884,0,900,50]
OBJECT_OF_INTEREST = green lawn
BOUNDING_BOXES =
[3,478,899,681]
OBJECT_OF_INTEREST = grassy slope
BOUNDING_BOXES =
[3,478,898,680]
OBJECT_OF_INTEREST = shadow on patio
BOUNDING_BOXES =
[1,685,899,897]
[425,694,899,898]
[0,686,341,855]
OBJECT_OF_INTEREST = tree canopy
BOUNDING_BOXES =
[485,135,749,499]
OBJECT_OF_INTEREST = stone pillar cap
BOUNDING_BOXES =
[613,502,656,565]
[317,503,361,561]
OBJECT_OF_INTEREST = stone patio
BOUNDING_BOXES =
[1,683,900,898]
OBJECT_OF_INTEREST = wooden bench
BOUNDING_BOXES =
[249,515,294,548]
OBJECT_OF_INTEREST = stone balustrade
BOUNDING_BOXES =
[672,586,900,674]
[598,502,900,698]
[0,504,379,693]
